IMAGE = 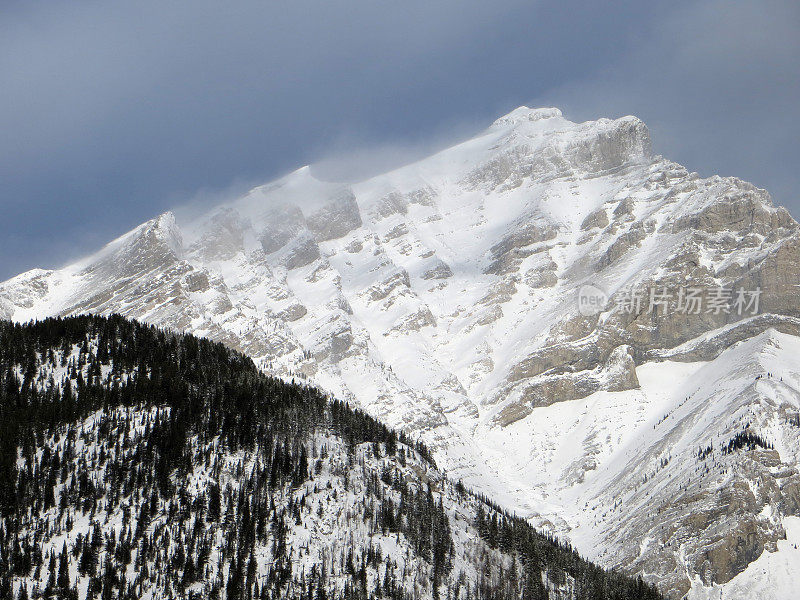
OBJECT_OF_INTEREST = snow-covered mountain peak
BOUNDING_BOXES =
[86,209,185,271]
[490,105,564,127]
[149,210,184,254]
[69,209,185,270]
[488,106,650,165]
[2,107,799,597]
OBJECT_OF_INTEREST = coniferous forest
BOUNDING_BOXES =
[0,315,663,600]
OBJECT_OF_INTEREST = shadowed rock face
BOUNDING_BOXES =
[422,260,453,280]
[466,114,651,193]
[487,173,800,434]
[581,207,609,231]
[306,190,363,242]
[564,116,651,173]
[280,233,321,270]
[484,219,559,275]
[492,344,640,426]
[608,414,793,598]
[672,185,795,235]
[259,205,306,253]
[190,208,249,262]
[373,191,409,219]
[1,107,799,597]
[86,212,184,282]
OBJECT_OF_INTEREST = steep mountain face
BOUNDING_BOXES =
[1,107,799,597]
[0,316,662,600]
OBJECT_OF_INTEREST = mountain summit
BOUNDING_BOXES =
[2,108,799,597]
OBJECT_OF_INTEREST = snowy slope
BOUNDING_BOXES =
[2,107,800,597]
[0,316,659,600]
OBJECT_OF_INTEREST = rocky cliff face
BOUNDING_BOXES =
[2,107,799,597]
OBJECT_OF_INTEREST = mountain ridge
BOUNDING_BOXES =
[2,107,799,597]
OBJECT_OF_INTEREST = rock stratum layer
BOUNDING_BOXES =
[2,107,800,597]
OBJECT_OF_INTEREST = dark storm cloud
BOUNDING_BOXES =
[0,0,796,280]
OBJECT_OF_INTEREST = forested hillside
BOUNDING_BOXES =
[0,315,662,600]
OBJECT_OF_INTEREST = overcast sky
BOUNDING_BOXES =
[1,0,798,280]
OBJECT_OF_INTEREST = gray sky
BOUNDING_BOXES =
[1,0,798,281]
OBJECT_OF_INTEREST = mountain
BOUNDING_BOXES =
[1,107,799,598]
[0,314,663,600]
